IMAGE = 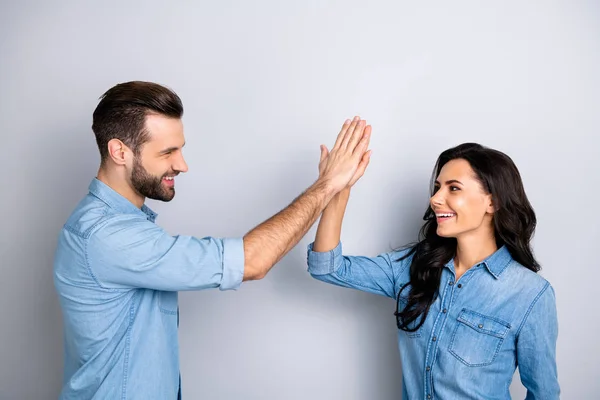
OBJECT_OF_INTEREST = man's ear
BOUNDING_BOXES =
[107,139,131,166]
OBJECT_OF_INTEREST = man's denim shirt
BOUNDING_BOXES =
[53,178,245,399]
[307,241,560,400]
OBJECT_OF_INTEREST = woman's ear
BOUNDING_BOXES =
[485,194,496,215]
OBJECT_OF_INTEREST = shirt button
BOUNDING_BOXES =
[443,309,447,313]
[426,366,431,371]
[458,283,463,288]
[478,324,484,329]
[449,281,454,286]
[427,395,432,399]
[432,336,437,341]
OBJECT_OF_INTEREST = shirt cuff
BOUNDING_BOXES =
[219,237,245,291]
[306,241,342,275]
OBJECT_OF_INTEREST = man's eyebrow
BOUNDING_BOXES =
[158,142,185,154]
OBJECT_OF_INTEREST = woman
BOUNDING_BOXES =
[307,140,560,399]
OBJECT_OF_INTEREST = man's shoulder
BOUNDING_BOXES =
[62,194,148,239]
[62,194,108,237]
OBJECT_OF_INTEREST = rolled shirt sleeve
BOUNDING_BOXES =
[307,241,408,300]
[86,214,245,291]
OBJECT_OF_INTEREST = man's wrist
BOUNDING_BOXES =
[311,177,338,205]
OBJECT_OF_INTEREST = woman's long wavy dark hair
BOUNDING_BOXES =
[395,143,540,332]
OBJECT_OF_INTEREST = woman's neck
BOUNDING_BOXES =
[454,232,497,280]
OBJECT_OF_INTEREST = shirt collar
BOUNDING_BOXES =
[88,178,158,222]
[480,245,513,278]
[445,245,513,279]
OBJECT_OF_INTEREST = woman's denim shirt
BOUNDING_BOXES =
[307,242,560,400]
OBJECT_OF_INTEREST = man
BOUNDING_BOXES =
[53,81,372,399]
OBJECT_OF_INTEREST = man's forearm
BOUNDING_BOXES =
[242,179,337,280]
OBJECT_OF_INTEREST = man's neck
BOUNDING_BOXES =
[96,167,145,209]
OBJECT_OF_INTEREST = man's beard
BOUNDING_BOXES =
[130,156,175,202]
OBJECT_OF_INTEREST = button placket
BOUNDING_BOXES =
[424,275,456,399]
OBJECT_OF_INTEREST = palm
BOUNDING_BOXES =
[318,119,372,191]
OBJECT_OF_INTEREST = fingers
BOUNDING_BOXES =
[319,145,329,163]
[334,116,360,150]
[349,150,372,187]
[359,150,372,175]
[332,118,353,150]
[352,125,371,157]
[344,119,367,151]
[340,116,362,150]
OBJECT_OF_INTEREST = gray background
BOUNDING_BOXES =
[1,1,598,399]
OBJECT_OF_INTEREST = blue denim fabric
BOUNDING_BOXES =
[307,242,560,399]
[53,178,245,399]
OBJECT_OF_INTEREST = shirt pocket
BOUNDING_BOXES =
[448,308,511,367]
[158,290,179,315]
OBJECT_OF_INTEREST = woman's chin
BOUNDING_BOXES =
[436,228,457,238]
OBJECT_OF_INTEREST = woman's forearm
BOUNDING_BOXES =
[312,188,351,252]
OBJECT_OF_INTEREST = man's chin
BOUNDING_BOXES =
[148,190,175,202]
[161,193,175,202]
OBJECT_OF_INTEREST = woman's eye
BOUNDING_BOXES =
[450,186,460,191]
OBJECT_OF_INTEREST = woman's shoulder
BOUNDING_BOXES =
[502,259,555,302]
[382,245,416,279]
[388,245,416,260]
[507,259,550,283]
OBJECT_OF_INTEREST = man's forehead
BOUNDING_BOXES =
[145,113,183,134]
[144,114,185,147]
